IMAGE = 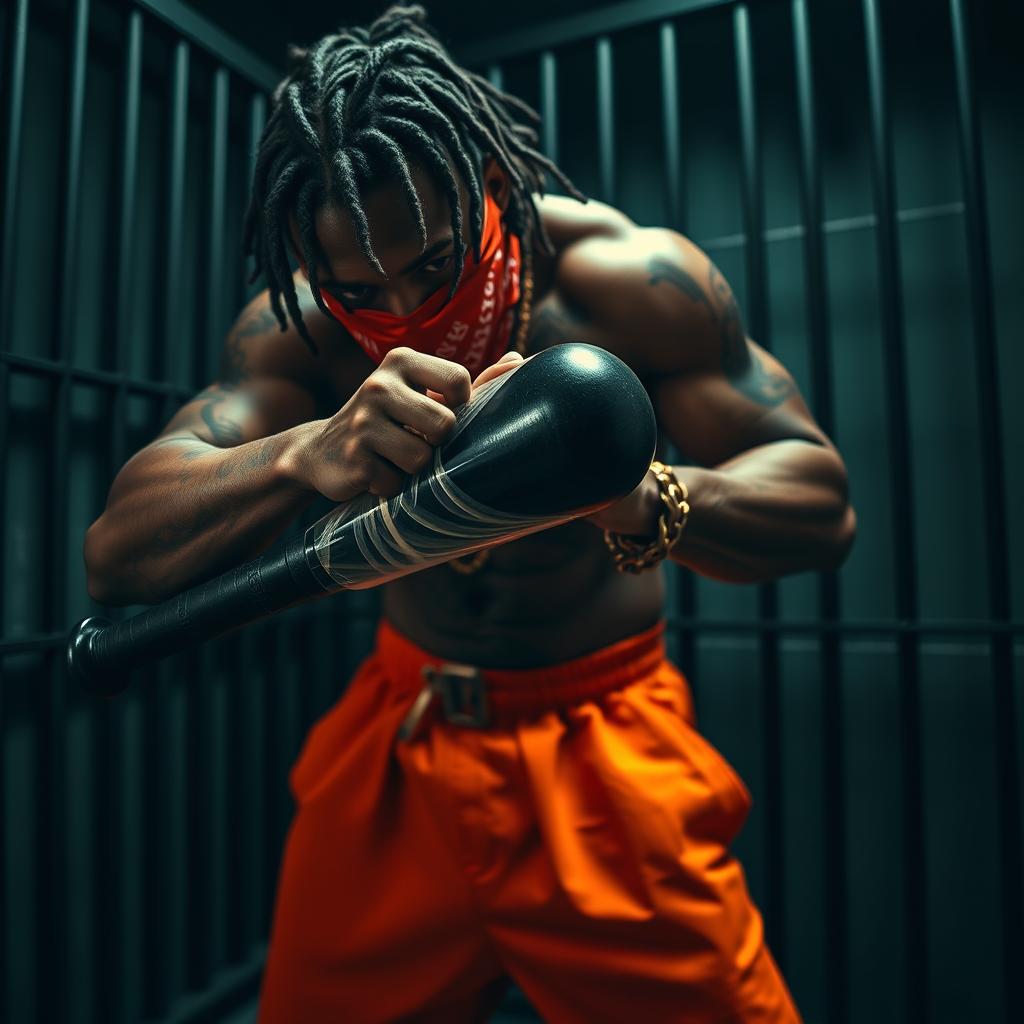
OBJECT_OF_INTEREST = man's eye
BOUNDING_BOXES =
[333,284,371,303]
[423,254,453,273]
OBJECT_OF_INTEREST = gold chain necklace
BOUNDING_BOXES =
[448,247,534,576]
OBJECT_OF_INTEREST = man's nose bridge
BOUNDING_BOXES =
[383,282,422,317]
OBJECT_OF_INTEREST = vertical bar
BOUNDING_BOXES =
[659,20,683,232]
[861,2,925,1020]
[595,35,615,204]
[163,40,190,409]
[96,14,142,1022]
[206,67,230,382]
[733,2,785,971]
[145,39,190,1017]
[207,67,231,981]
[949,2,1020,1018]
[240,92,269,955]
[792,2,847,1020]
[0,1,29,1015]
[40,0,89,1020]
[658,18,697,687]
[539,50,558,166]
[113,10,142,465]
[245,92,266,305]
[487,62,503,90]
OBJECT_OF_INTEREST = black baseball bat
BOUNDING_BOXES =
[67,343,658,696]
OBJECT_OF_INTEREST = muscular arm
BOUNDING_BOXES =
[562,224,855,583]
[84,295,332,606]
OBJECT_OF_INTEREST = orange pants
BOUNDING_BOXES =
[259,619,801,1023]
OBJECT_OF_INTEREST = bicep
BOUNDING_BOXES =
[654,346,828,468]
[153,291,327,449]
[158,375,319,449]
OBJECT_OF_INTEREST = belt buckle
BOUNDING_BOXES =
[422,662,490,729]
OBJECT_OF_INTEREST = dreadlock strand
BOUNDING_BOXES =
[329,147,386,277]
[375,113,465,296]
[356,127,427,249]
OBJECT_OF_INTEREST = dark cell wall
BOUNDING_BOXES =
[1,1,1023,1023]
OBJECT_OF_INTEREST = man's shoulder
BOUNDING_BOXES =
[535,197,716,375]
[222,274,370,411]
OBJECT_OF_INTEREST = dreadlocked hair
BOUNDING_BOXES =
[242,3,585,354]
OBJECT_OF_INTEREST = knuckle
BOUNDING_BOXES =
[348,405,373,433]
[382,346,412,367]
[360,374,389,400]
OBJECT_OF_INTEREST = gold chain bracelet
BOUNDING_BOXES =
[603,460,690,574]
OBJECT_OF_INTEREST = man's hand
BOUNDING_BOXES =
[470,350,524,392]
[584,467,661,538]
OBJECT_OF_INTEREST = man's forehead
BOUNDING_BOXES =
[314,163,464,278]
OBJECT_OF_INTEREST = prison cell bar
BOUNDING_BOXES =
[731,4,788,973]
[246,93,271,957]
[948,1,1022,1019]
[596,36,616,205]
[657,20,699,683]
[861,2,928,1021]
[94,12,144,1020]
[791,2,848,1020]
[0,0,29,1015]
[192,63,232,990]
[539,50,558,167]
[36,1,92,1020]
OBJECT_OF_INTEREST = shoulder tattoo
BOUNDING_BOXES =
[648,255,794,407]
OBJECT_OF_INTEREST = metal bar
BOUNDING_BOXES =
[948,1,1020,1017]
[539,50,558,165]
[734,2,784,969]
[143,40,190,1017]
[696,200,967,252]
[0,4,28,1009]
[38,2,89,1018]
[861,2,925,1019]
[792,1,846,1017]
[132,0,280,91]
[97,15,143,1019]
[0,350,201,397]
[202,67,232,984]
[596,36,615,204]
[0,0,28,352]
[163,40,189,410]
[206,67,230,384]
[461,0,739,65]
[246,93,266,303]
[112,9,143,465]
[659,20,683,231]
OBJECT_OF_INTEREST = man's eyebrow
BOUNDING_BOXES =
[321,236,455,287]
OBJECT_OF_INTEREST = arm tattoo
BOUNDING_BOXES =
[648,256,794,407]
[219,302,278,386]
[194,385,246,447]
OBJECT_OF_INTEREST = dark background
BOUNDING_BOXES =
[1,1,1023,1023]
[199,0,603,64]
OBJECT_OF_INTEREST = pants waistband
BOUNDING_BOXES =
[376,618,667,725]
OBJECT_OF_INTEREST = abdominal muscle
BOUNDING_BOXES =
[381,518,666,668]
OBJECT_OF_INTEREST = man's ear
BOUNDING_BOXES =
[482,155,511,213]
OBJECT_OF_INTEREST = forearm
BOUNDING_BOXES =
[84,428,316,606]
[668,440,855,583]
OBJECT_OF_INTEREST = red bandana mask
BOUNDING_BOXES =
[318,191,521,376]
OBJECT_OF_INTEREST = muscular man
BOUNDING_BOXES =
[85,6,854,1021]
